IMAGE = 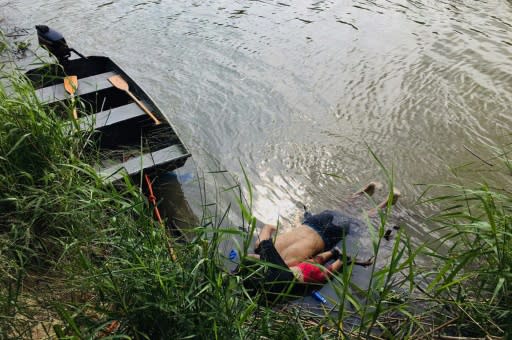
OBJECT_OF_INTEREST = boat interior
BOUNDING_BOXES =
[26,56,190,182]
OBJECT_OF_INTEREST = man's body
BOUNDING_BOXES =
[242,182,399,302]
[259,221,339,267]
[253,182,400,266]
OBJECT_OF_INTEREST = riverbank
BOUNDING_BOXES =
[0,35,510,338]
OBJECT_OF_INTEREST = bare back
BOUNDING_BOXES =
[274,225,325,266]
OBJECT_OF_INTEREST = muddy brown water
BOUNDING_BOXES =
[2,0,511,311]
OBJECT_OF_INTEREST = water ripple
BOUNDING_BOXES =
[6,0,512,243]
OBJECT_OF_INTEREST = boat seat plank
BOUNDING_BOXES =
[99,145,189,182]
[35,71,118,104]
[79,102,148,130]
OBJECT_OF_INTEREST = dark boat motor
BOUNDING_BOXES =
[35,25,71,64]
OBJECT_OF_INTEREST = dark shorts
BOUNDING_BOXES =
[254,239,296,287]
[243,239,296,303]
[302,210,360,249]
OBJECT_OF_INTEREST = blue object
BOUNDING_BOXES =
[163,171,194,184]
[229,249,238,261]
[312,290,327,304]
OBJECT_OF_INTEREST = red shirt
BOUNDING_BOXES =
[297,262,328,283]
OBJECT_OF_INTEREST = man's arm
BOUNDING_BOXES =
[254,224,277,250]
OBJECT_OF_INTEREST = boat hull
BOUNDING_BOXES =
[26,55,191,182]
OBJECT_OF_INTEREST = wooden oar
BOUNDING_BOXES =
[63,75,78,119]
[108,75,161,125]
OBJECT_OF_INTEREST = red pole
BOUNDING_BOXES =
[144,174,163,223]
[144,174,176,261]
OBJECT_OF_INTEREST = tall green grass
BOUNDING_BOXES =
[420,162,512,337]
[53,213,324,339]
[0,65,152,337]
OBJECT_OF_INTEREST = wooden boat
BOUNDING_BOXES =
[25,25,191,182]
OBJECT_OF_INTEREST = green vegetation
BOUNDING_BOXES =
[0,42,510,339]
[421,179,512,336]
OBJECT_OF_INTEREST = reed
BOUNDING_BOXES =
[0,63,147,337]
[419,151,512,337]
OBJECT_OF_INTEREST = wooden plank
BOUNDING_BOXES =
[35,71,117,104]
[99,144,189,182]
[79,102,147,130]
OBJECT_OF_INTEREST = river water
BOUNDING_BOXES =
[2,1,511,241]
